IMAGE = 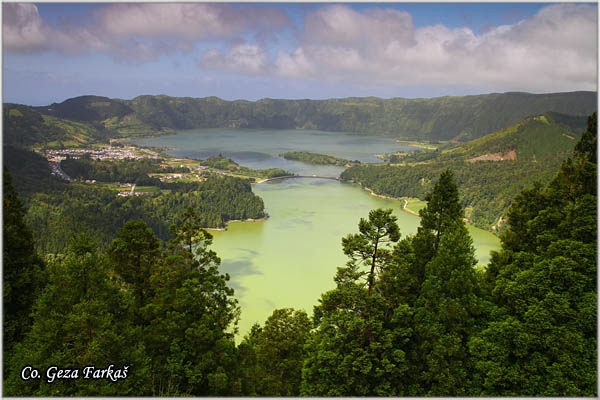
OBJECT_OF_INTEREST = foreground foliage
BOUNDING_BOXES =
[4,211,239,396]
[469,113,597,396]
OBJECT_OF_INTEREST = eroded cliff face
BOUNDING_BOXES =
[468,149,517,162]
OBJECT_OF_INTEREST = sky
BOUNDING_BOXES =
[2,2,598,106]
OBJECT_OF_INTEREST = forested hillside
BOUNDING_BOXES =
[3,104,112,148]
[281,151,357,166]
[25,91,596,142]
[2,146,65,194]
[22,174,266,255]
[2,148,268,255]
[4,114,595,395]
[341,113,587,230]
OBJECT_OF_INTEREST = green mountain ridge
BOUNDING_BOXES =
[18,90,596,142]
[440,112,585,161]
[341,112,588,230]
[3,103,114,148]
[38,95,134,122]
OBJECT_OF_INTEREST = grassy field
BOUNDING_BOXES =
[403,198,427,214]
[134,186,162,193]
[395,140,444,150]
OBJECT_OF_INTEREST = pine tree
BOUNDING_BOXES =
[417,169,464,251]
[4,235,151,396]
[141,208,240,396]
[301,209,410,396]
[301,276,410,396]
[108,219,161,323]
[405,169,482,395]
[3,167,46,377]
[412,223,480,395]
[470,113,597,396]
[410,169,464,288]
[341,208,400,296]
[236,323,263,396]
[251,308,312,396]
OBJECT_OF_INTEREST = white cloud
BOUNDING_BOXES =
[201,43,270,75]
[274,48,316,79]
[273,3,597,92]
[2,3,98,56]
[3,3,596,93]
[92,3,292,61]
[3,3,52,52]
[304,5,414,50]
[3,3,291,62]
[97,3,242,40]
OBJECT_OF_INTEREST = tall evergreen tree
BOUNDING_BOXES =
[402,169,483,395]
[141,209,240,396]
[470,113,597,396]
[4,234,151,396]
[3,167,46,376]
[236,323,263,396]
[341,208,400,296]
[416,168,464,250]
[108,219,161,325]
[412,223,481,395]
[247,308,312,396]
[167,206,220,269]
[410,169,464,288]
[301,209,410,396]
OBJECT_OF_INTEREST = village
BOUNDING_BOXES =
[39,146,161,163]
[38,145,214,196]
[38,146,160,185]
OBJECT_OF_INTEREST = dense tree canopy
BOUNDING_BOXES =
[469,113,597,396]
[340,114,584,231]
[24,174,266,255]
[237,308,312,396]
[4,234,150,396]
[2,168,47,376]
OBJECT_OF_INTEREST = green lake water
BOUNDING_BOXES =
[132,129,501,340]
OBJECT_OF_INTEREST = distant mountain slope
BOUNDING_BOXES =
[442,112,586,161]
[124,91,596,141]
[3,103,111,148]
[33,95,172,137]
[2,145,65,195]
[29,91,596,142]
[35,95,134,122]
[340,112,590,231]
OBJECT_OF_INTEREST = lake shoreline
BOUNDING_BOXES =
[361,185,421,216]
[204,216,270,231]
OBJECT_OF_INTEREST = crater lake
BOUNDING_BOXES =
[132,128,501,339]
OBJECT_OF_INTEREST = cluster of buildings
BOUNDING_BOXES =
[40,146,158,163]
[39,146,210,190]
[38,146,160,183]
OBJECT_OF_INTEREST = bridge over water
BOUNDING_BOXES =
[257,175,340,183]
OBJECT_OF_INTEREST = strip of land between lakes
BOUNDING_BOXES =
[362,186,421,216]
